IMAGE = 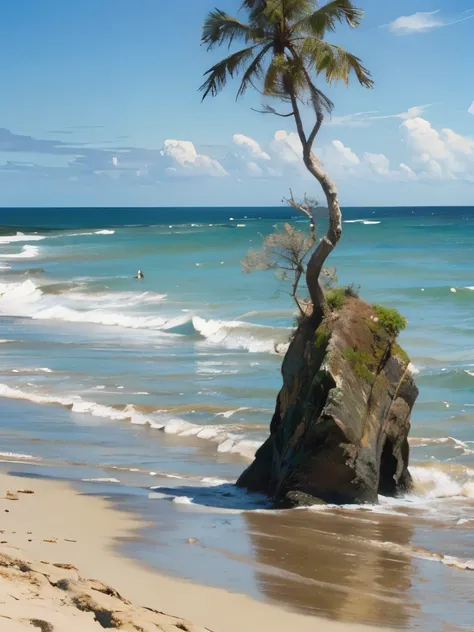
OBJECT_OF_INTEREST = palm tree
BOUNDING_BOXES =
[200,0,373,316]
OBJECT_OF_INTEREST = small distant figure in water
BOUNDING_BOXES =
[136,269,144,279]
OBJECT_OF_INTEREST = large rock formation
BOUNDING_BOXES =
[237,296,418,507]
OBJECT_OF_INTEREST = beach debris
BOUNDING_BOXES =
[43,539,58,544]
[64,539,77,543]
[17,489,34,494]
[186,538,198,544]
[5,491,19,501]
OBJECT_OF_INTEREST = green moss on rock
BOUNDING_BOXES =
[326,288,346,311]
[314,323,330,349]
[373,305,407,338]
[392,343,410,365]
[343,348,375,383]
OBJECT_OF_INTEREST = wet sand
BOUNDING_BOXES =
[124,478,474,631]
[0,471,393,632]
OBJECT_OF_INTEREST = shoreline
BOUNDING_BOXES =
[0,469,392,632]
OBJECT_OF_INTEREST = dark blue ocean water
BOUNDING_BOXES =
[1,204,472,229]
[0,205,473,630]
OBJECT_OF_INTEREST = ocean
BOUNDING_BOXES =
[0,206,473,630]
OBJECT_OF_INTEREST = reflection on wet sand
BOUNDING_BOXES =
[244,508,417,628]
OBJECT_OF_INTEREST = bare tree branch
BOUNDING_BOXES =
[283,189,317,244]
[251,104,294,118]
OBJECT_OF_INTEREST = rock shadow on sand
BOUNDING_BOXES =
[148,482,271,512]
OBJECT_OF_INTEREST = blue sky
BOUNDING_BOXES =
[0,0,473,207]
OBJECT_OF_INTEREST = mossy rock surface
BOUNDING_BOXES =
[237,297,418,507]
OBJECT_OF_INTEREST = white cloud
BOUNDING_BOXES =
[402,117,449,160]
[329,105,430,127]
[401,117,474,180]
[161,140,228,177]
[400,163,417,180]
[469,102,474,115]
[271,130,302,164]
[328,111,379,127]
[389,10,444,34]
[443,129,474,155]
[365,153,390,176]
[233,134,270,161]
[332,140,360,165]
[246,161,263,177]
[372,105,431,121]
[388,9,474,35]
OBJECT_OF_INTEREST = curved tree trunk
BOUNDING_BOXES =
[303,150,342,316]
[287,87,343,316]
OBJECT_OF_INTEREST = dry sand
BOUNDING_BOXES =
[0,472,393,632]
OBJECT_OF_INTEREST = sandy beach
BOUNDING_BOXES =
[0,471,393,632]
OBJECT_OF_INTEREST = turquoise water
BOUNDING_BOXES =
[1,206,473,630]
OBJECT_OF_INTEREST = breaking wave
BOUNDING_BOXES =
[0,280,286,353]
[0,383,263,459]
[0,232,45,244]
[193,316,289,354]
[344,219,381,225]
[0,279,183,331]
[0,245,41,259]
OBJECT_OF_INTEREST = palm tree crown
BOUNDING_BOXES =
[200,0,373,109]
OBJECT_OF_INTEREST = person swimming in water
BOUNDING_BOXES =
[136,269,144,279]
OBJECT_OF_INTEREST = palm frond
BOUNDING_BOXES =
[240,0,266,9]
[202,10,265,50]
[263,54,307,98]
[281,0,315,22]
[263,55,286,96]
[300,37,373,88]
[200,45,259,100]
[292,0,364,37]
[237,43,273,98]
[308,84,334,114]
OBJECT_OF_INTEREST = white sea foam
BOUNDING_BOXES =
[193,316,289,354]
[173,496,193,504]
[344,219,381,225]
[409,465,474,499]
[0,245,41,259]
[0,232,45,244]
[32,305,169,329]
[362,538,474,572]
[0,383,262,459]
[409,436,471,450]
[95,229,115,235]
[67,291,167,306]
[0,451,39,460]
[12,367,53,374]
[81,478,120,483]
[215,407,249,419]
[408,362,420,374]
[0,279,185,332]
